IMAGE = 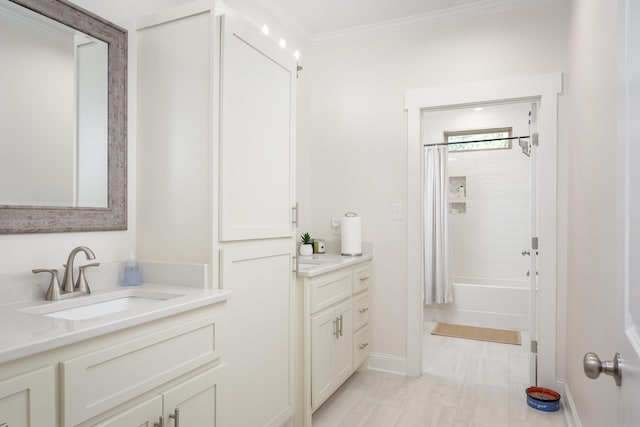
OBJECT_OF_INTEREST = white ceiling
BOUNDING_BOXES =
[257,0,508,41]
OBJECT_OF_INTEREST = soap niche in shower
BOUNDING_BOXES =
[449,176,466,214]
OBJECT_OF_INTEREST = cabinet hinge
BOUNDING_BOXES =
[532,132,539,146]
[292,202,299,227]
[532,237,539,250]
[531,340,538,354]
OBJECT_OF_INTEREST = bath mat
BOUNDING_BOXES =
[431,322,521,345]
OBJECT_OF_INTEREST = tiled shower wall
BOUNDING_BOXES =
[424,102,532,286]
[448,145,530,283]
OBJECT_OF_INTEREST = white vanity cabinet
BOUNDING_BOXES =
[0,301,226,427]
[302,261,372,424]
[0,366,56,427]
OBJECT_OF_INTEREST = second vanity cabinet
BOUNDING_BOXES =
[301,260,371,425]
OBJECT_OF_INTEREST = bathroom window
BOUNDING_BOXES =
[444,127,512,152]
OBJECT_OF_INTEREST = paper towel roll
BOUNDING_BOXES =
[341,212,362,256]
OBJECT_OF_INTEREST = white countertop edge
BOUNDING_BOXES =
[0,284,231,365]
[296,253,373,277]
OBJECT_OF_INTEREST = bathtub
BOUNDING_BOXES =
[423,277,529,331]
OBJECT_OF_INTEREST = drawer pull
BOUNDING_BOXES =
[358,307,369,314]
[169,408,180,426]
[359,342,369,350]
[339,314,343,337]
[333,319,339,338]
[154,416,164,427]
[359,276,370,281]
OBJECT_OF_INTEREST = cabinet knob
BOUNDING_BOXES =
[359,343,369,350]
[169,408,180,426]
[359,307,369,314]
[154,416,164,427]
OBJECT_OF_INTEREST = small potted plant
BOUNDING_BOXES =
[299,232,313,256]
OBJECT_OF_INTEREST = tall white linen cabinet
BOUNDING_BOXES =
[137,2,298,426]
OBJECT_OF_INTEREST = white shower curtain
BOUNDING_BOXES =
[423,145,452,304]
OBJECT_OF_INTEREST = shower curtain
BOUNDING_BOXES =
[423,145,452,304]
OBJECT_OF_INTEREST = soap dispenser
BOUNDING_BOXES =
[122,255,142,286]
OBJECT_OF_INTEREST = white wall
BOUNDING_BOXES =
[565,0,619,424]
[307,2,569,360]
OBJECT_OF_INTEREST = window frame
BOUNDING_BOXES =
[444,126,513,152]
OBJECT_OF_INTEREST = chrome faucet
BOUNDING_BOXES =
[61,246,96,293]
[33,246,100,301]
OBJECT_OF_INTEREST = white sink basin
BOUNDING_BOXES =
[22,288,184,320]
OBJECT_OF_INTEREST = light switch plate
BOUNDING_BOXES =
[392,203,403,221]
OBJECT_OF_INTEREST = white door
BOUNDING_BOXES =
[0,367,55,427]
[619,0,640,422]
[219,13,296,241]
[162,365,224,426]
[311,308,337,409]
[333,299,354,386]
[220,242,295,427]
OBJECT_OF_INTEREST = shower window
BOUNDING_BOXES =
[445,127,512,152]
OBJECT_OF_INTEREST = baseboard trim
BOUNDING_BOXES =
[367,352,408,376]
[558,380,581,427]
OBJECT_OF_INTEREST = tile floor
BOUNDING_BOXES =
[312,321,568,427]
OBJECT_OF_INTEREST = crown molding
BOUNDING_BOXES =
[312,0,547,45]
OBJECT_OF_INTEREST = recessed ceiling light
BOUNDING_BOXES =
[279,38,286,48]
[294,50,300,60]
[262,24,269,35]
[474,107,484,111]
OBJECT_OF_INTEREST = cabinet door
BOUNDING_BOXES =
[221,242,294,426]
[311,308,337,409]
[219,14,296,241]
[333,299,354,387]
[92,396,162,427]
[0,366,55,427]
[162,364,225,426]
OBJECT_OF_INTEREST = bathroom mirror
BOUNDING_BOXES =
[0,0,127,233]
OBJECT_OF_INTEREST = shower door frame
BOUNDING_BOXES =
[404,73,562,388]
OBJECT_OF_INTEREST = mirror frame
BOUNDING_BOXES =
[0,0,127,234]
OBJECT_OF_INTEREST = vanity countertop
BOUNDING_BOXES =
[0,284,231,364]
[297,253,373,278]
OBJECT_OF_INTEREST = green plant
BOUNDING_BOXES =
[300,232,312,245]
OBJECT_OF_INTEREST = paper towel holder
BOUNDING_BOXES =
[341,212,362,257]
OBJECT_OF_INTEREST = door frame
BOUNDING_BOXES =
[404,73,562,387]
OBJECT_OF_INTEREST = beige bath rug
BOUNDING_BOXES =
[431,322,521,345]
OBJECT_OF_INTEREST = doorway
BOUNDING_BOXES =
[422,101,536,383]
[404,73,562,388]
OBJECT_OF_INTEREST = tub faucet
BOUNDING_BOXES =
[61,246,96,293]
